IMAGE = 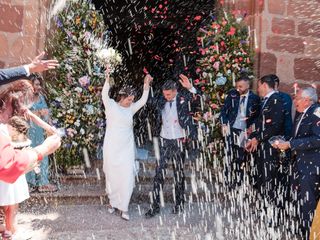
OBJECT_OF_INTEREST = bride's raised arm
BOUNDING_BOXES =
[131,74,153,114]
[101,68,115,109]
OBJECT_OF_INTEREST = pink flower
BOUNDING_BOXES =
[211,103,219,110]
[227,27,236,36]
[194,15,202,21]
[196,68,201,73]
[213,61,220,71]
[79,76,90,87]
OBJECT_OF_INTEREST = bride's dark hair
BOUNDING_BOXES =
[116,86,136,102]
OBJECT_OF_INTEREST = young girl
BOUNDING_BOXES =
[0,111,57,239]
[0,116,31,239]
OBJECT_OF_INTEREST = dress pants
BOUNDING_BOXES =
[152,138,186,208]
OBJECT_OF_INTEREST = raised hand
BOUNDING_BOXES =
[105,65,111,83]
[144,74,153,90]
[28,51,59,73]
[179,74,192,90]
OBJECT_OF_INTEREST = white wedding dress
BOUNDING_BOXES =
[102,81,149,212]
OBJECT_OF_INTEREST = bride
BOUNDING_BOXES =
[102,67,152,221]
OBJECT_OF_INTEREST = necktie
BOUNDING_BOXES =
[169,101,173,108]
[240,95,246,105]
[294,112,305,137]
[261,97,268,109]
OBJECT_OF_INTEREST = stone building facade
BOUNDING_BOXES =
[0,0,319,93]
[0,0,50,68]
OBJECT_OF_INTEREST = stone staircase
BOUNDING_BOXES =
[25,153,219,207]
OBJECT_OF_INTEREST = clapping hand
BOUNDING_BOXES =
[273,141,290,151]
[245,138,258,152]
[28,52,59,73]
[179,74,193,90]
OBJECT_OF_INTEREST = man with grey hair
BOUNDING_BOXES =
[274,86,320,238]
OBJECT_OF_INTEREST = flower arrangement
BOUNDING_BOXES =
[46,0,116,168]
[96,47,122,72]
[195,9,254,150]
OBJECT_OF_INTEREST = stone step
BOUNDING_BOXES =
[92,157,206,172]
[58,168,214,186]
[25,181,220,206]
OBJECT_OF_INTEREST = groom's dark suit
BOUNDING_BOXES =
[0,66,29,85]
[147,87,200,211]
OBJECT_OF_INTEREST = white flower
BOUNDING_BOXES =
[80,128,85,135]
[74,120,80,127]
[75,87,83,93]
[96,47,122,67]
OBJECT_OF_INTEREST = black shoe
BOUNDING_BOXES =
[172,204,184,214]
[145,207,160,219]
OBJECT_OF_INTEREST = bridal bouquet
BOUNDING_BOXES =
[96,47,122,72]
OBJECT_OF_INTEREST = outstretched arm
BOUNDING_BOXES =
[101,68,115,109]
[25,109,56,135]
[131,74,153,114]
[0,51,59,86]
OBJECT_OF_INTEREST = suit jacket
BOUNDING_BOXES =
[148,88,200,140]
[0,66,28,85]
[278,91,293,139]
[220,89,261,128]
[250,92,285,161]
[290,103,320,167]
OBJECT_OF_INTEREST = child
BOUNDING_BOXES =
[0,116,31,239]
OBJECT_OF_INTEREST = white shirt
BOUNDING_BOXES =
[160,96,185,140]
[294,106,311,137]
[233,91,249,130]
[261,90,276,109]
[160,87,197,140]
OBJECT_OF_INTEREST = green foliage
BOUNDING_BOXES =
[46,0,108,168]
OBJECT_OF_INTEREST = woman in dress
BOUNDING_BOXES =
[26,76,57,192]
[102,69,152,221]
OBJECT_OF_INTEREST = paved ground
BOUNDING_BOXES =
[14,195,302,240]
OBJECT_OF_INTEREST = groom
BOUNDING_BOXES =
[145,74,200,218]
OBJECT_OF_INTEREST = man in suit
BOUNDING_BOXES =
[275,87,320,237]
[246,75,285,208]
[272,74,293,138]
[145,74,200,218]
[0,51,59,85]
[220,75,260,187]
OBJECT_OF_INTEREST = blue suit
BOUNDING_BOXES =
[220,89,260,187]
[220,89,261,128]
[0,66,28,85]
[278,91,293,138]
[148,88,200,140]
[290,103,320,235]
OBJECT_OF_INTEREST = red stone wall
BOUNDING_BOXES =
[224,0,320,93]
[0,0,50,68]
[254,0,320,93]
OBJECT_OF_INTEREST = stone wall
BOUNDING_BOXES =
[0,0,318,94]
[0,0,50,68]
[224,0,320,93]
[254,0,319,93]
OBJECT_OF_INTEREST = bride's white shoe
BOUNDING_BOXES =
[106,204,115,214]
[121,212,130,221]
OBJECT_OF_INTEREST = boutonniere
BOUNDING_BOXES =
[180,97,185,104]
